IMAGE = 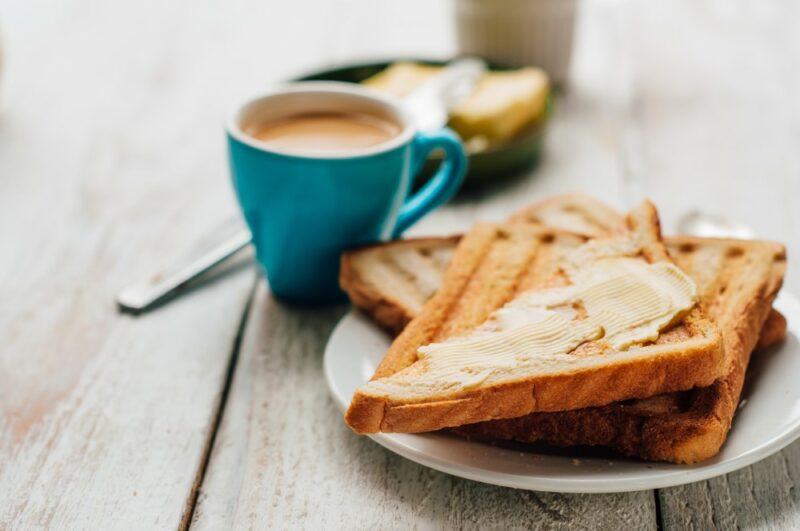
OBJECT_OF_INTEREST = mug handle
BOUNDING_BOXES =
[392,128,468,237]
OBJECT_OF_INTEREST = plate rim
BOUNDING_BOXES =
[324,292,800,493]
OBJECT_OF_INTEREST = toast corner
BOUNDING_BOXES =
[344,392,386,434]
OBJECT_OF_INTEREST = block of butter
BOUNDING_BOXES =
[362,62,441,98]
[363,62,550,146]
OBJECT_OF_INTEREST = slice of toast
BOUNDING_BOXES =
[340,236,460,336]
[345,202,725,434]
[339,193,785,346]
[453,235,786,463]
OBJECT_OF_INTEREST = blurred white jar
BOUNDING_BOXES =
[455,0,578,87]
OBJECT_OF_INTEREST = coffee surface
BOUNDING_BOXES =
[246,112,401,154]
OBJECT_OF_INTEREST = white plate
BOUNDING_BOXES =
[325,292,800,493]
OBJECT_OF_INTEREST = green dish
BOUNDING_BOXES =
[294,59,551,187]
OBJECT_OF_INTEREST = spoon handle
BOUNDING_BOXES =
[117,229,252,314]
[676,210,755,239]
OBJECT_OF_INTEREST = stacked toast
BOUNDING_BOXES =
[340,195,786,463]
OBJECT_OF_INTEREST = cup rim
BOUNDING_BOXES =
[226,81,417,160]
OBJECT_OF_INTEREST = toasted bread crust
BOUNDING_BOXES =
[344,203,725,435]
[351,339,725,434]
[340,236,461,336]
[756,308,787,350]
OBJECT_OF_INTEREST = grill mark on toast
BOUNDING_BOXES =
[379,246,446,305]
[437,226,542,340]
[369,251,428,313]
[339,236,460,338]
[511,194,625,237]
[518,232,585,292]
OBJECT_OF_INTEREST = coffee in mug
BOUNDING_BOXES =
[227,82,468,303]
[244,112,402,154]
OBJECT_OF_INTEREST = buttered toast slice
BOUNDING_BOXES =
[345,203,725,434]
[455,235,786,463]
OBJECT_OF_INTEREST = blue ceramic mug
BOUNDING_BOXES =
[227,82,467,303]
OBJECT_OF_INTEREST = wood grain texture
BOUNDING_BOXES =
[3,0,798,527]
[615,0,800,528]
[659,447,800,530]
[610,0,800,285]
[0,0,459,526]
[0,0,258,527]
[191,283,658,530]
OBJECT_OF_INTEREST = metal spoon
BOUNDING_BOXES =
[117,228,252,313]
[676,210,755,239]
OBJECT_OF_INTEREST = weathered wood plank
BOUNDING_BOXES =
[660,447,800,530]
[10,0,796,526]
[616,0,800,278]
[0,1,258,528]
[191,283,658,530]
[615,1,800,528]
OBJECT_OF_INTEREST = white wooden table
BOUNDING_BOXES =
[1,0,798,528]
